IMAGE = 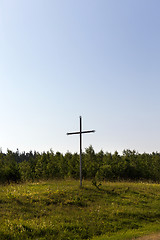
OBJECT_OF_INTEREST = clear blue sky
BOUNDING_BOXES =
[0,0,160,154]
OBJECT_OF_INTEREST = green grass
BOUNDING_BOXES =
[0,180,160,239]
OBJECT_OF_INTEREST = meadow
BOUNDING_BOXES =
[1,180,160,240]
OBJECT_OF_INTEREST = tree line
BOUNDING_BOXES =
[0,146,160,183]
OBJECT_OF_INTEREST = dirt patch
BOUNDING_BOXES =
[133,233,160,240]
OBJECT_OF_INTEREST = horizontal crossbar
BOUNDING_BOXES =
[67,130,95,135]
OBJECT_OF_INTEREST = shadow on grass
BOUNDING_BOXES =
[0,232,14,240]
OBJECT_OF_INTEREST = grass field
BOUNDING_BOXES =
[0,180,160,240]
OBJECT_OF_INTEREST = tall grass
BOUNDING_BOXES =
[0,180,160,239]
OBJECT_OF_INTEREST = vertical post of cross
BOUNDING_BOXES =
[80,116,82,187]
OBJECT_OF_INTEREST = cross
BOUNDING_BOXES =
[67,116,95,187]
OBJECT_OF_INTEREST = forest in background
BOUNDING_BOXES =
[0,145,160,184]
